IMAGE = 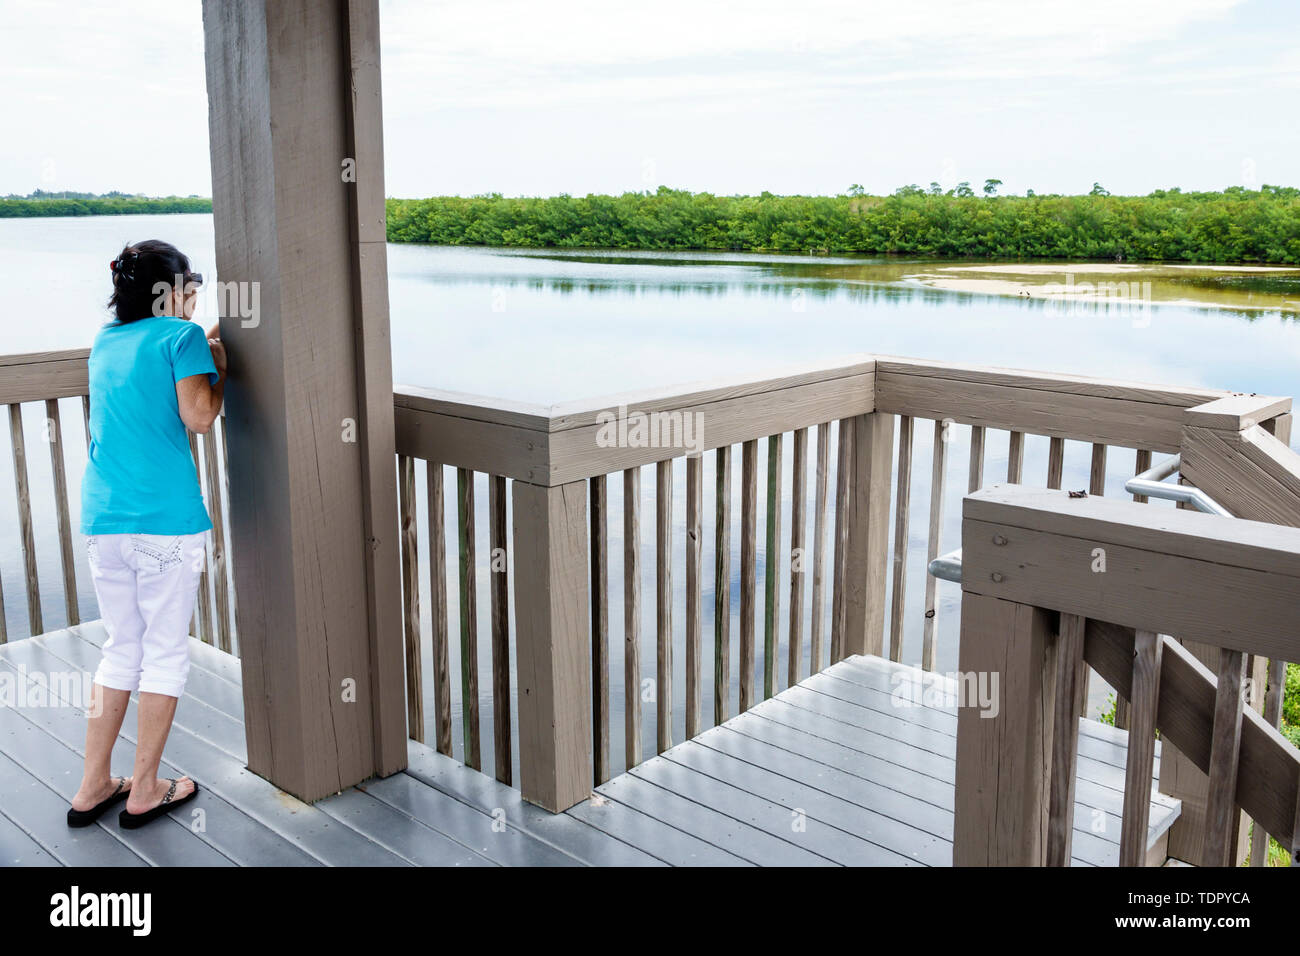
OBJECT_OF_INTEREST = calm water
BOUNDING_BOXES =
[4,213,1299,774]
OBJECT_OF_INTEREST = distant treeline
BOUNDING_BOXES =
[386,184,1300,264]
[0,191,211,217]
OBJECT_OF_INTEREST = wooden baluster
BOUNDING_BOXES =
[809,423,830,675]
[1006,430,1025,483]
[623,466,642,769]
[740,440,758,712]
[830,420,851,662]
[763,434,782,699]
[1250,657,1287,865]
[787,428,807,685]
[456,467,480,770]
[397,455,423,743]
[1046,436,1064,490]
[81,394,91,445]
[889,415,913,663]
[921,419,947,672]
[713,446,731,724]
[9,404,41,636]
[1204,649,1247,867]
[656,459,673,754]
[590,473,610,785]
[1047,614,1088,866]
[188,430,212,645]
[427,462,452,756]
[44,400,78,626]
[1132,448,1151,504]
[489,474,511,785]
[968,424,985,494]
[685,455,702,739]
[1090,443,1108,496]
[202,429,231,651]
[1120,629,1162,866]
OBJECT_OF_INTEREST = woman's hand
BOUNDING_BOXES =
[208,337,227,379]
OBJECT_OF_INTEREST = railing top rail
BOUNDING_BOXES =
[962,484,1300,661]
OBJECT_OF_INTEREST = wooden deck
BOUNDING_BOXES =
[0,622,1178,866]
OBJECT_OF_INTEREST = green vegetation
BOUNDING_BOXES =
[0,190,210,217]
[385,184,1300,264]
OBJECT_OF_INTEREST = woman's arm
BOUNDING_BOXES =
[176,334,227,434]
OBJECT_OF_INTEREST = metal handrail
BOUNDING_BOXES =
[927,455,1231,584]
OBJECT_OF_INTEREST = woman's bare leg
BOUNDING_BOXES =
[124,691,195,814]
[71,682,133,811]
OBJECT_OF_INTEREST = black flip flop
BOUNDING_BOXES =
[118,778,200,830]
[67,776,132,828]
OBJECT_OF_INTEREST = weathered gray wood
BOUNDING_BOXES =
[830,419,850,662]
[427,462,452,756]
[489,473,511,785]
[685,454,702,739]
[713,446,731,724]
[511,479,593,811]
[952,593,1052,865]
[841,412,894,659]
[921,418,946,671]
[201,428,231,651]
[1251,656,1287,864]
[889,415,914,663]
[1185,393,1292,432]
[0,351,90,405]
[1089,443,1108,495]
[962,486,1300,662]
[1047,613,1087,866]
[1120,630,1162,866]
[42,400,78,626]
[1084,619,1299,851]
[623,466,643,770]
[398,455,422,743]
[968,425,985,494]
[740,439,758,712]
[1203,648,1246,866]
[1132,448,1152,504]
[876,363,1221,453]
[1006,430,1024,483]
[590,473,610,784]
[763,433,782,698]
[188,430,213,645]
[810,423,830,673]
[8,404,41,636]
[202,0,406,798]
[1046,436,1064,489]
[787,428,807,685]
[1182,422,1300,527]
[656,458,673,754]
[456,467,480,770]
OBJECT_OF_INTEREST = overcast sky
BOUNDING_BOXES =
[2,0,1296,198]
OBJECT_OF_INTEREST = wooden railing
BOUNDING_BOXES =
[0,349,236,650]
[389,355,1295,813]
[953,485,1300,867]
[6,347,1297,831]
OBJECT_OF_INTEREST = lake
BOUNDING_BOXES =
[3,213,1299,774]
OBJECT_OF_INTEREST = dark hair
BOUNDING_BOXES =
[107,239,202,323]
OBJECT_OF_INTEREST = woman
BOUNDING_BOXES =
[66,239,227,830]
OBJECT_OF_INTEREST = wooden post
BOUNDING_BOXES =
[840,411,894,658]
[511,479,593,812]
[202,0,407,801]
[952,591,1053,865]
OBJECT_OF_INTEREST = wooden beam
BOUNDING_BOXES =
[952,592,1053,865]
[840,412,894,658]
[511,479,593,811]
[202,0,405,800]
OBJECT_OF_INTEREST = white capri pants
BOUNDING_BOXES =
[86,531,208,698]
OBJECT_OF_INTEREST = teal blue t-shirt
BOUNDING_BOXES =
[80,316,219,535]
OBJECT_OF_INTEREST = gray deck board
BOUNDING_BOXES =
[0,628,1180,867]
